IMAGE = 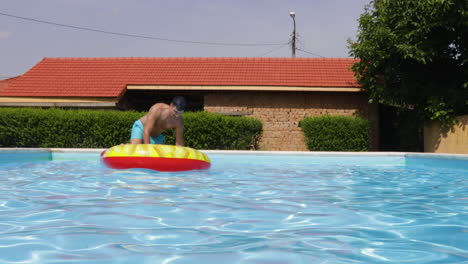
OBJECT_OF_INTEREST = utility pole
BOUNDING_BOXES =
[289,12,296,58]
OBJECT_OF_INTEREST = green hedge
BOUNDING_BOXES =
[299,115,370,151]
[0,108,262,150]
[170,111,262,150]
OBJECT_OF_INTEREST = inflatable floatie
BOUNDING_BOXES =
[101,144,211,172]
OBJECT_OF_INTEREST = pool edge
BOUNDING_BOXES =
[1,148,468,160]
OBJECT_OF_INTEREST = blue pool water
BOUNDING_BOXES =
[0,151,467,263]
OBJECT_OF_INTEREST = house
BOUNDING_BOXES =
[0,57,377,151]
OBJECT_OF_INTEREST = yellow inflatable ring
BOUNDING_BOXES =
[101,144,211,172]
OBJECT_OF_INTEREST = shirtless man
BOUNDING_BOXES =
[129,96,186,146]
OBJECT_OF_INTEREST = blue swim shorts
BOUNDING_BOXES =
[130,120,165,144]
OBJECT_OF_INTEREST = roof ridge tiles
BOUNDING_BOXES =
[43,57,357,61]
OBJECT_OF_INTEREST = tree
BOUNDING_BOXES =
[349,0,468,125]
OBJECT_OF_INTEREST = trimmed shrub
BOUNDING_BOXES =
[0,108,262,150]
[164,111,262,150]
[299,115,369,151]
[0,108,140,148]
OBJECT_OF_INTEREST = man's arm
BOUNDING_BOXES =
[175,118,184,146]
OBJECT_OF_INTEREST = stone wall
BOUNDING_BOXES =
[204,91,378,151]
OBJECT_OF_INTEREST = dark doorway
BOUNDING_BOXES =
[117,90,205,112]
[379,104,400,151]
[379,104,423,151]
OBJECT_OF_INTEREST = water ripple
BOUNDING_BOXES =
[0,159,466,263]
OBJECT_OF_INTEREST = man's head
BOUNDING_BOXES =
[170,96,186,115]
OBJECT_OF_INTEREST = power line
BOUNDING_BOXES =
[296,47,324,58]
[0,11,288,47]
[294,32,325,58]
[258,43,289,57]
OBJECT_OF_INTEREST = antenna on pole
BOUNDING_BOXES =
[289,12,296,58]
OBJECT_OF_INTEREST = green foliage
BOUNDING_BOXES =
[0,108,262,150]
[163,111,262,150]
[0,108,140,148]
[349,0,468,125]
[300,115,370,151]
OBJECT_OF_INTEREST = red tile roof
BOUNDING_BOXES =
[0,57,360,98]
[0,76,21,93]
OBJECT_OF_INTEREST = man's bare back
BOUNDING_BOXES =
[129,97,186,146]
[140,103,179,136]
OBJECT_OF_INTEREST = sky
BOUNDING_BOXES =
[0,0,372,79]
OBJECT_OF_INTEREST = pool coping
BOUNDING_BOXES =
[1,148,468,161]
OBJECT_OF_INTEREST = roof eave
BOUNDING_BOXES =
[0,96,118,108]
[126,85,363,92]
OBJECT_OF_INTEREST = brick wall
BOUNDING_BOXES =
[204,91,378,151]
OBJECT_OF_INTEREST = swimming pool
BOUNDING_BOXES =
[0,149,467,263]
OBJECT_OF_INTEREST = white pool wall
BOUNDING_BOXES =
[1,148,468,162]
